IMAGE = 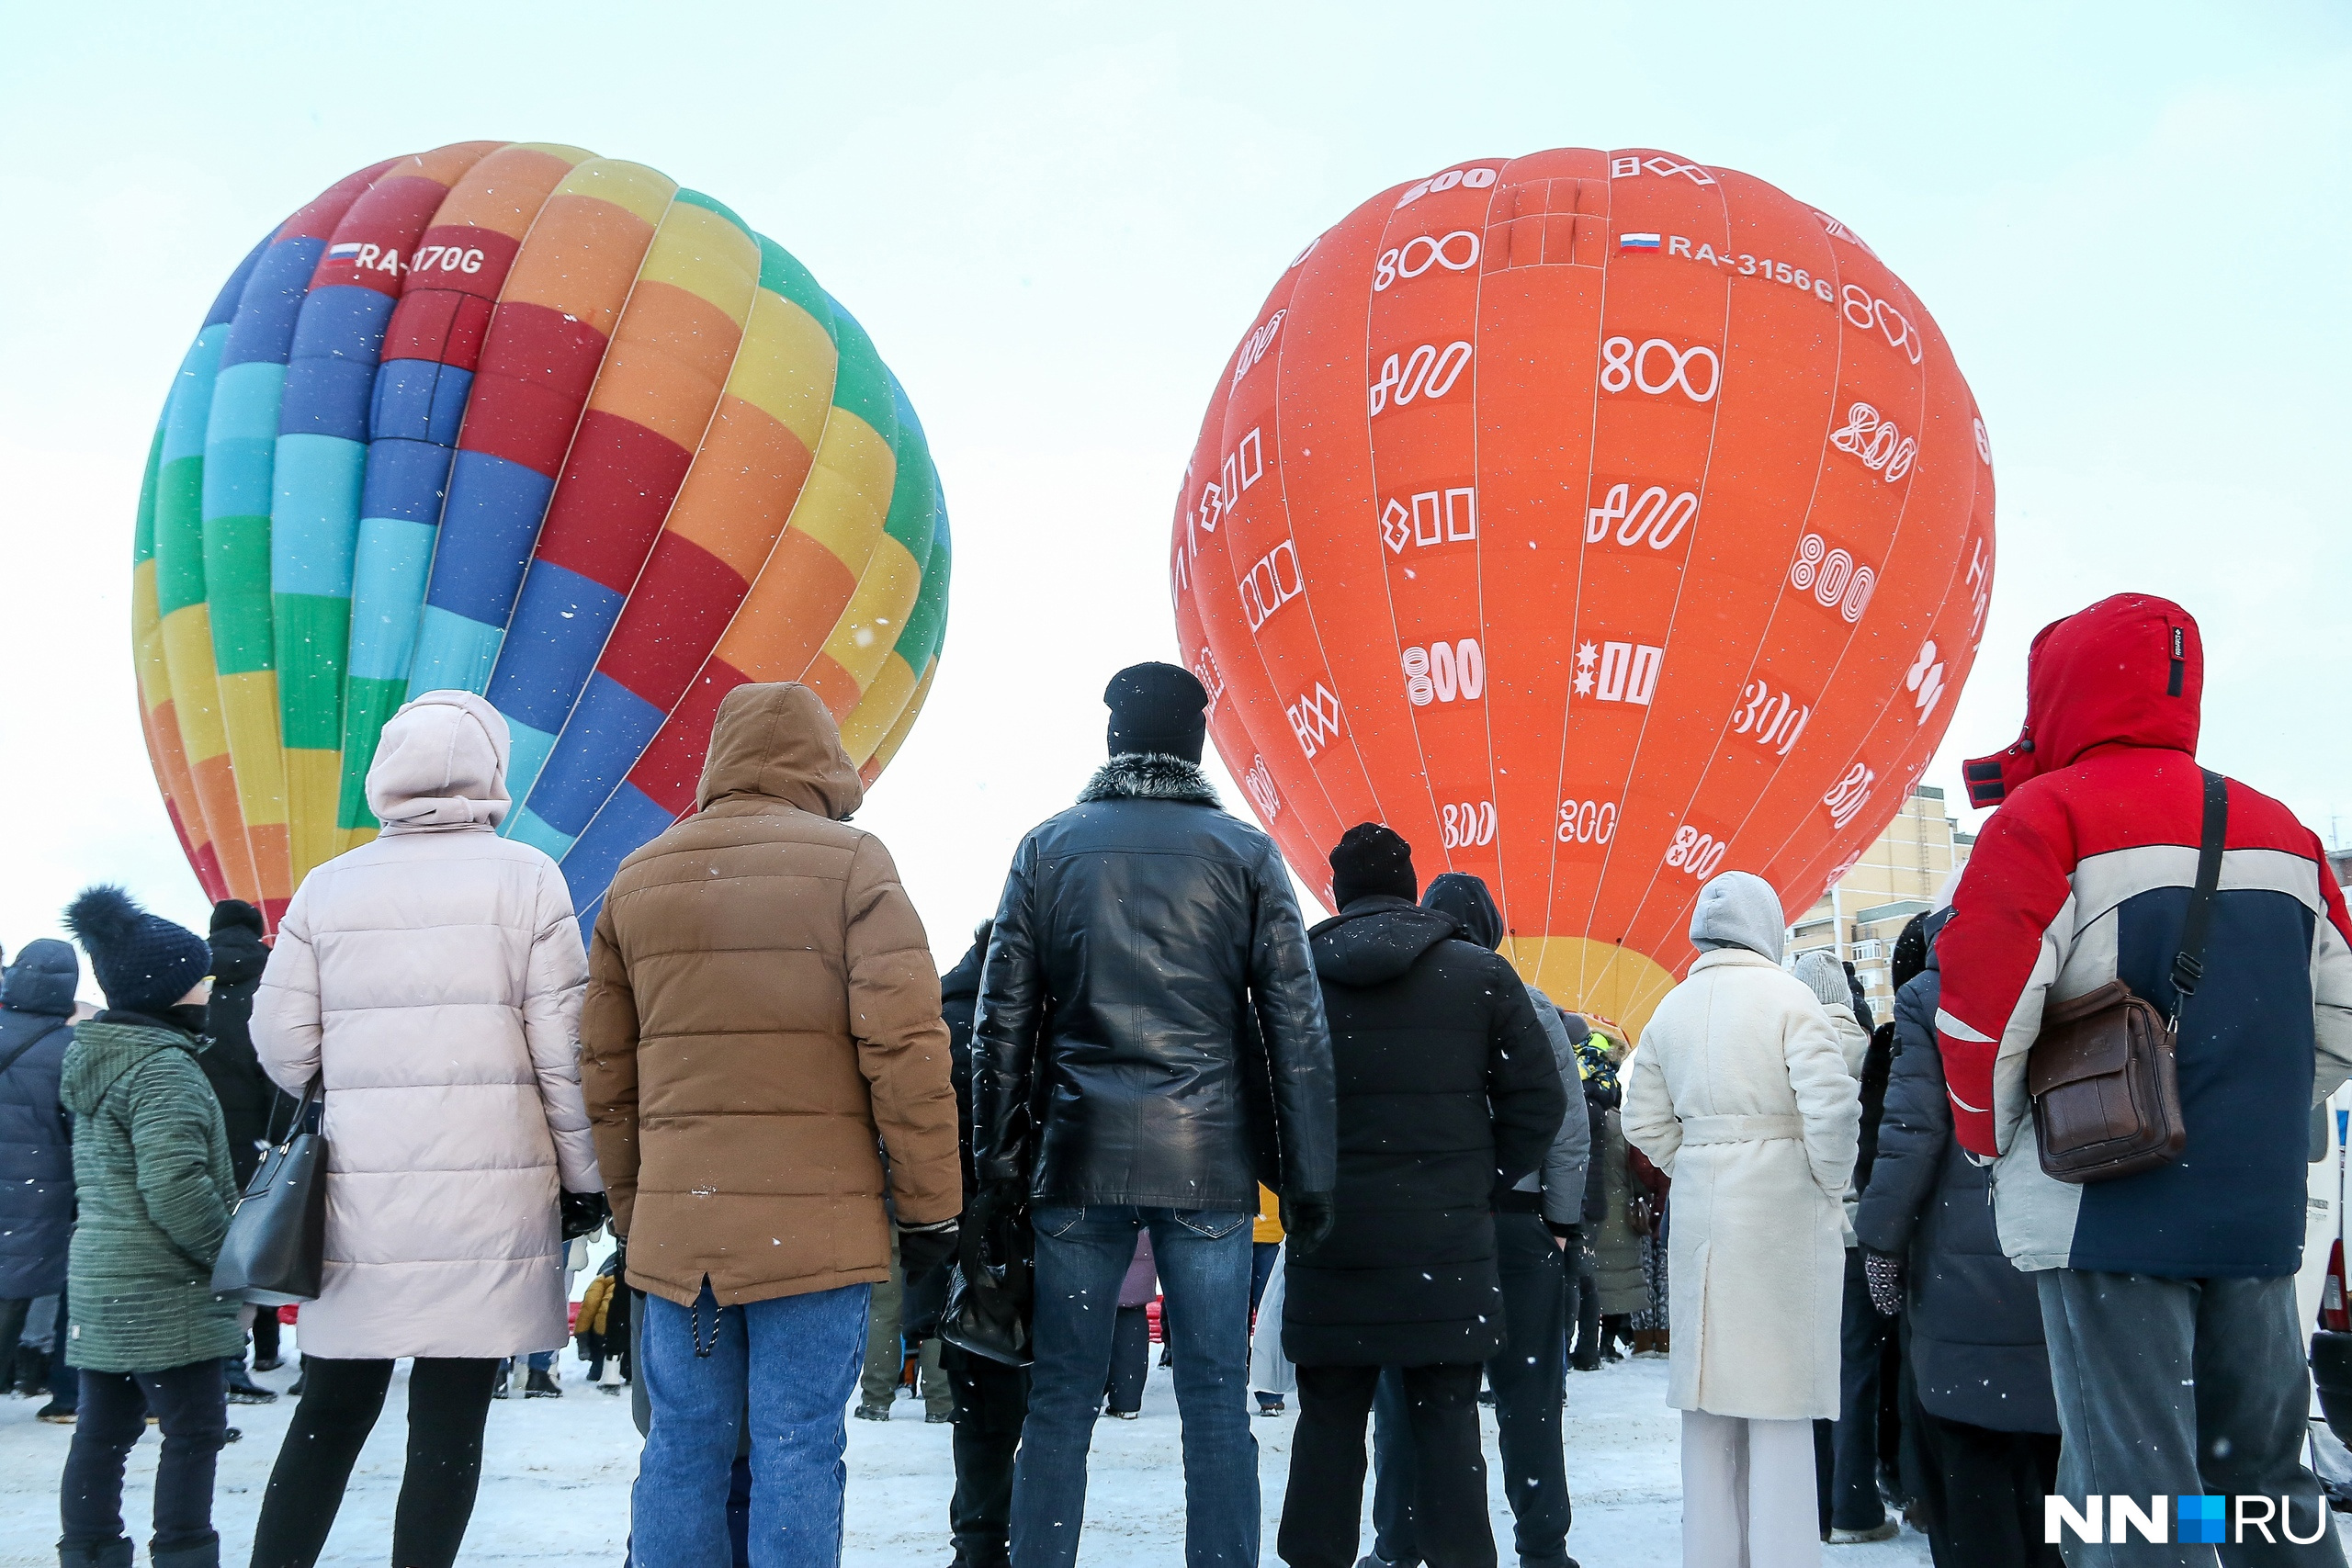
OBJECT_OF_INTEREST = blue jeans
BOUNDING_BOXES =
[1012,1205,1256,1568]
[631,1280,871,1568]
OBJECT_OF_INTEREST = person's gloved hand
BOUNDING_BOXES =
[1864,1248,1903,1316]
[1281,1190,1337,1256]
[897,1218,962,1284]
[560,1190,610,1243]
[1545,1221,1584,1252]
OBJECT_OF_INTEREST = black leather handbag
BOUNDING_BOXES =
[210,1079,328,1304]
[939,1199,1035,1368]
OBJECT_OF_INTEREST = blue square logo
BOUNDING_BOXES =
[2178,1495,2225,1544]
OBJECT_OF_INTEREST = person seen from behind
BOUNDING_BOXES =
[55,887,238,1568]
[0,940,79,1416]
[582,681,960,1568]
[971,662,1336,1568]
[931,918,1031,1568]
[1792,946,1896,1545]
[199,898,282,1404]
[1857,897,2061,1566]
[1623,869,1860,1568]
[1357,869,1590,1568]
[1275,829,1566,1568]
[1933,594,2352,1563]
[246,691,605,1568]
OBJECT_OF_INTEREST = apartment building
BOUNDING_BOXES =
[1787,784,1973,1019]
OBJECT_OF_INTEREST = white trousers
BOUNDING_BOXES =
[1679,1409,1820,1568]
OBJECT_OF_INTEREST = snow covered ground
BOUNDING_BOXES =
[0,1345,1950,1566]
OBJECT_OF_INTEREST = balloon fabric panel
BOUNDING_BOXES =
[133,147,947,937]
[337,142,592,838]
[502,232,838,860]
[1173,148,1991,1039]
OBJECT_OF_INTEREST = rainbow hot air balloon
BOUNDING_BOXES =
[130,143,953,931]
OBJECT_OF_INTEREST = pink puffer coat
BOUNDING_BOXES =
[252,691,602,1359]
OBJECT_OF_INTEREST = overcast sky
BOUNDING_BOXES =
[2,2,2345,997]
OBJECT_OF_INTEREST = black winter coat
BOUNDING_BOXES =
[940,938,985,1198]
[1282,897,1566,1368]
[973,754,1335,1212]
[0,941,78,1299]
[202,920,279,1182]
[1853,913,2056,1433]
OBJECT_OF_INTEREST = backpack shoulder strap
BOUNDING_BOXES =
[2169,768,2230,1025]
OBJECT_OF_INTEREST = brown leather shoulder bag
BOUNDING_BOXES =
[2027,769,2225,1184]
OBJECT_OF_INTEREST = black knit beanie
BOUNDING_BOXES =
[64,885,212,1016]
[1104,662,1208,763]
[209,898,265,938]
[1329,823,1417,908]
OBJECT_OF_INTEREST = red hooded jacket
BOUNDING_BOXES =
[1934,594,2352,1276]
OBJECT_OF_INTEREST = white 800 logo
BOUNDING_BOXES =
[1374,231,1480,291]
[1906,640,1947,721]
[1830,401,1917,483]
[1402,639,1485,706]
[1369,341,1474,416]
[1442,800,1498,849]
[1788,534,1877,625]
[1824,763,1876,829]
[1600,336,1719,402]
[1555,798,1617,845]
[1664,825,1727,880]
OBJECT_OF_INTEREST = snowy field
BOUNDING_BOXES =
[0,1345,1947,1566]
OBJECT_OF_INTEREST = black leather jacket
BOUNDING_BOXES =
[971,753,1336,1213]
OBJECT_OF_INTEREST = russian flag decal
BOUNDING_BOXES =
[1620,232,1662,251]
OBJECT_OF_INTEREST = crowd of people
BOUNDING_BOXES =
[0,591,2347,1568]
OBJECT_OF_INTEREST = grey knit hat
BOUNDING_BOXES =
[1792,949,1850,1010]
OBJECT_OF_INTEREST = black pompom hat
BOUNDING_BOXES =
[63,885,211,1017]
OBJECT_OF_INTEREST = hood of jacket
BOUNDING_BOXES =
[1688,870,1786,961]
[2,938,79,1017]
[1421,872,1502,951]
[59,1016,198,1120]
[1310,897,1459,987]
[1919,904,1954,976]
[1963,593,2202,809]
[368,690,513,829]
[695,682,864,818]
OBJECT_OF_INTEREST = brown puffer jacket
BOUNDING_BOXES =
[581,682,958,1308]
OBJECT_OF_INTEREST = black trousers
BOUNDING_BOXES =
[1823,1247,1894,1531]
[1913,1409,2062,1568]
[1373,1215,1572,1566]
[943,1342,1029,1567]
[250,1307,279,1366]
[250,1356,499,1568]
[61,1359,227,1559]
[1282,1362,1493,1568]
[1106,1304,1150,1415]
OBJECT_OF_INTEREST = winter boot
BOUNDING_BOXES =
[37,1396,75,1424]
[56,1539,132,1568]
[525,1368,562,1398]
[224,1359,277,1404]
[14,1342,48,1396]
[148,1535,221,1568]
[852,1401,890,1421]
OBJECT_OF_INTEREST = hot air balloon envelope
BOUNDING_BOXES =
[131,144,952,935]
[1172,147,1993,1038]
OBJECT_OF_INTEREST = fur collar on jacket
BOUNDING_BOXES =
[1078,752,1220,807]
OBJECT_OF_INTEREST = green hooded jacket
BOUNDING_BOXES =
[60,1014,243,1371]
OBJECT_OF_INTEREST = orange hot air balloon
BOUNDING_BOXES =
[1172,148,1994,1039]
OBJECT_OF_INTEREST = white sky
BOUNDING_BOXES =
[2,2,2345,996]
